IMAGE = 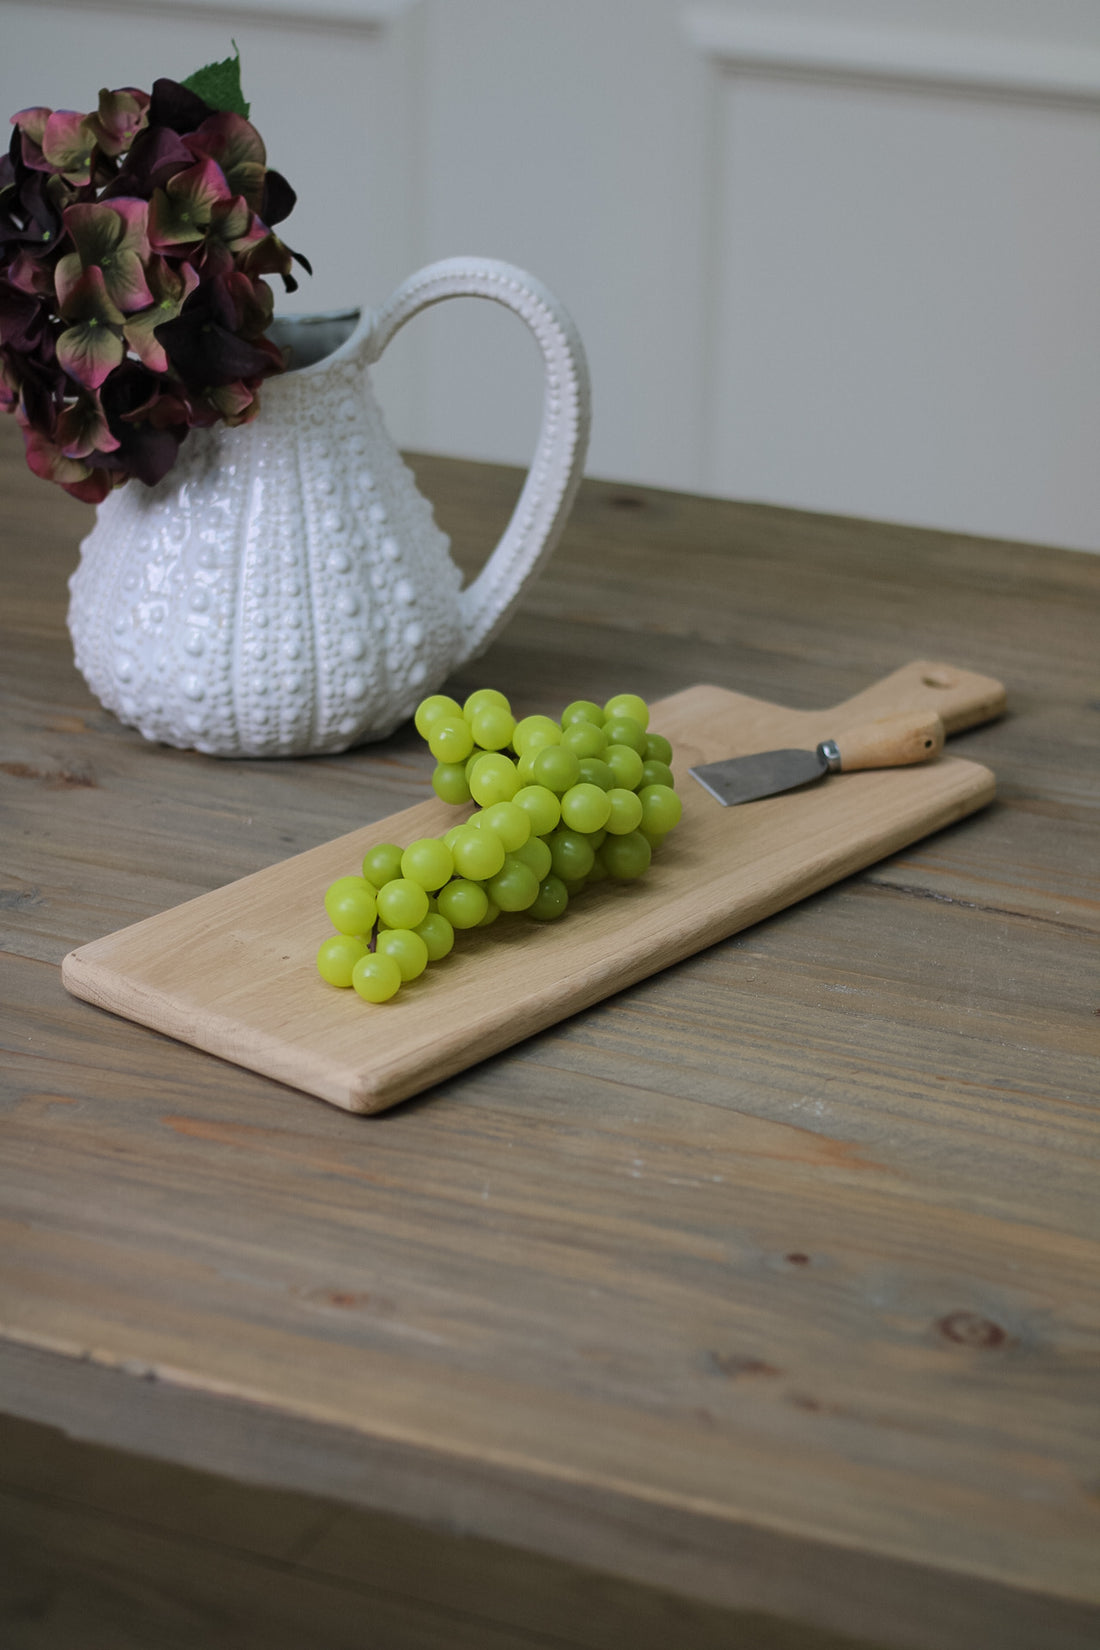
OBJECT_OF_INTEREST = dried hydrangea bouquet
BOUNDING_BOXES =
[1,53,309,501]
[1,54,590,756]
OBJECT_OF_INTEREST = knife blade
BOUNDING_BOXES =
[689,710,945,806]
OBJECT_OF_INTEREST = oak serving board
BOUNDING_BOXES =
[62,661,1005,1115]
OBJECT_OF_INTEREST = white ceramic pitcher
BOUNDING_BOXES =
[68,257,591,757]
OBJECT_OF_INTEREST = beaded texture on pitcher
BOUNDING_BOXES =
[67,257,590,758]
[69,360,462,755]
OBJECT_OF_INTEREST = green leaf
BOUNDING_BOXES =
[182,44,250,119]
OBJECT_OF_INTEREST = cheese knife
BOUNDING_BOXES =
[689,710,945,806]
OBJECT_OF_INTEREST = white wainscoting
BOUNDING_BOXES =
[691,17,1100,551]
[4,0,1099,550]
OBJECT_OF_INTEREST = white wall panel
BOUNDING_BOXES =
[390,0,711,496]
[704,68,1100,550]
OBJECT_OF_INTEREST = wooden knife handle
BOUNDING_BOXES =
[833,711,945,772]
[826,661,1007,736]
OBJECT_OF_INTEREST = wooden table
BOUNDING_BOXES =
[1,419,1098,1650]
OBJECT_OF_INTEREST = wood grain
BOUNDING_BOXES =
[60,663,1000,1113]
[829,709,944,771]
[1,419,1098,1650]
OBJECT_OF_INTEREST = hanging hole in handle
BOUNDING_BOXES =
[921,670,956,689]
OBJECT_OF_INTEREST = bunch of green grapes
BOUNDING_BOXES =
[317,688,682,1003]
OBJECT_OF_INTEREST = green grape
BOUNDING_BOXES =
[512,834,553,881]
[578,757,615,792]
[376,877,430,929]
[601,830,652,880]
[560,698,604,728]
[603,693,649,730]
[640,759,675,790]
[432,762,472,804]
[462,687,511,719]
[512,783,561,836]
[469,752,520,805]
[416,911,455,961]
[605,743,644,791]
[605,786,644,834]
[324,875,377,936]
[450,823,506,880]
[638,783,683,835]
[316,933,368,988]
[528,873,569,921]
[401,837,454,891]
[351,951,403,1003]
[513,714,561,755]
[351,693,675,994]
[560,781,611,833]
[487,855,541,912]
[376,926,430,981]
[531,744,581,795]
[561,720,607,759]
[437,878,490,928]
[470,704,516,751]
[547,827,596,881]
[362,842,405,887]
[479,799,531,851]
[603,714,647,755]
[428,715,474,763]
[414,694,462,738]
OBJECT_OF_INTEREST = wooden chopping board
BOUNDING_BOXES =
[62,660,1005,1115]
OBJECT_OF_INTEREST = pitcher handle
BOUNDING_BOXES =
[365,257,591,664]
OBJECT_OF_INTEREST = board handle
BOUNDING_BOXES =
[831,710,945,771]
[826,661,1006,736]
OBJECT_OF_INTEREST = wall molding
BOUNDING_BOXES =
[683,7,1100,104]
[53,0,419,33]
